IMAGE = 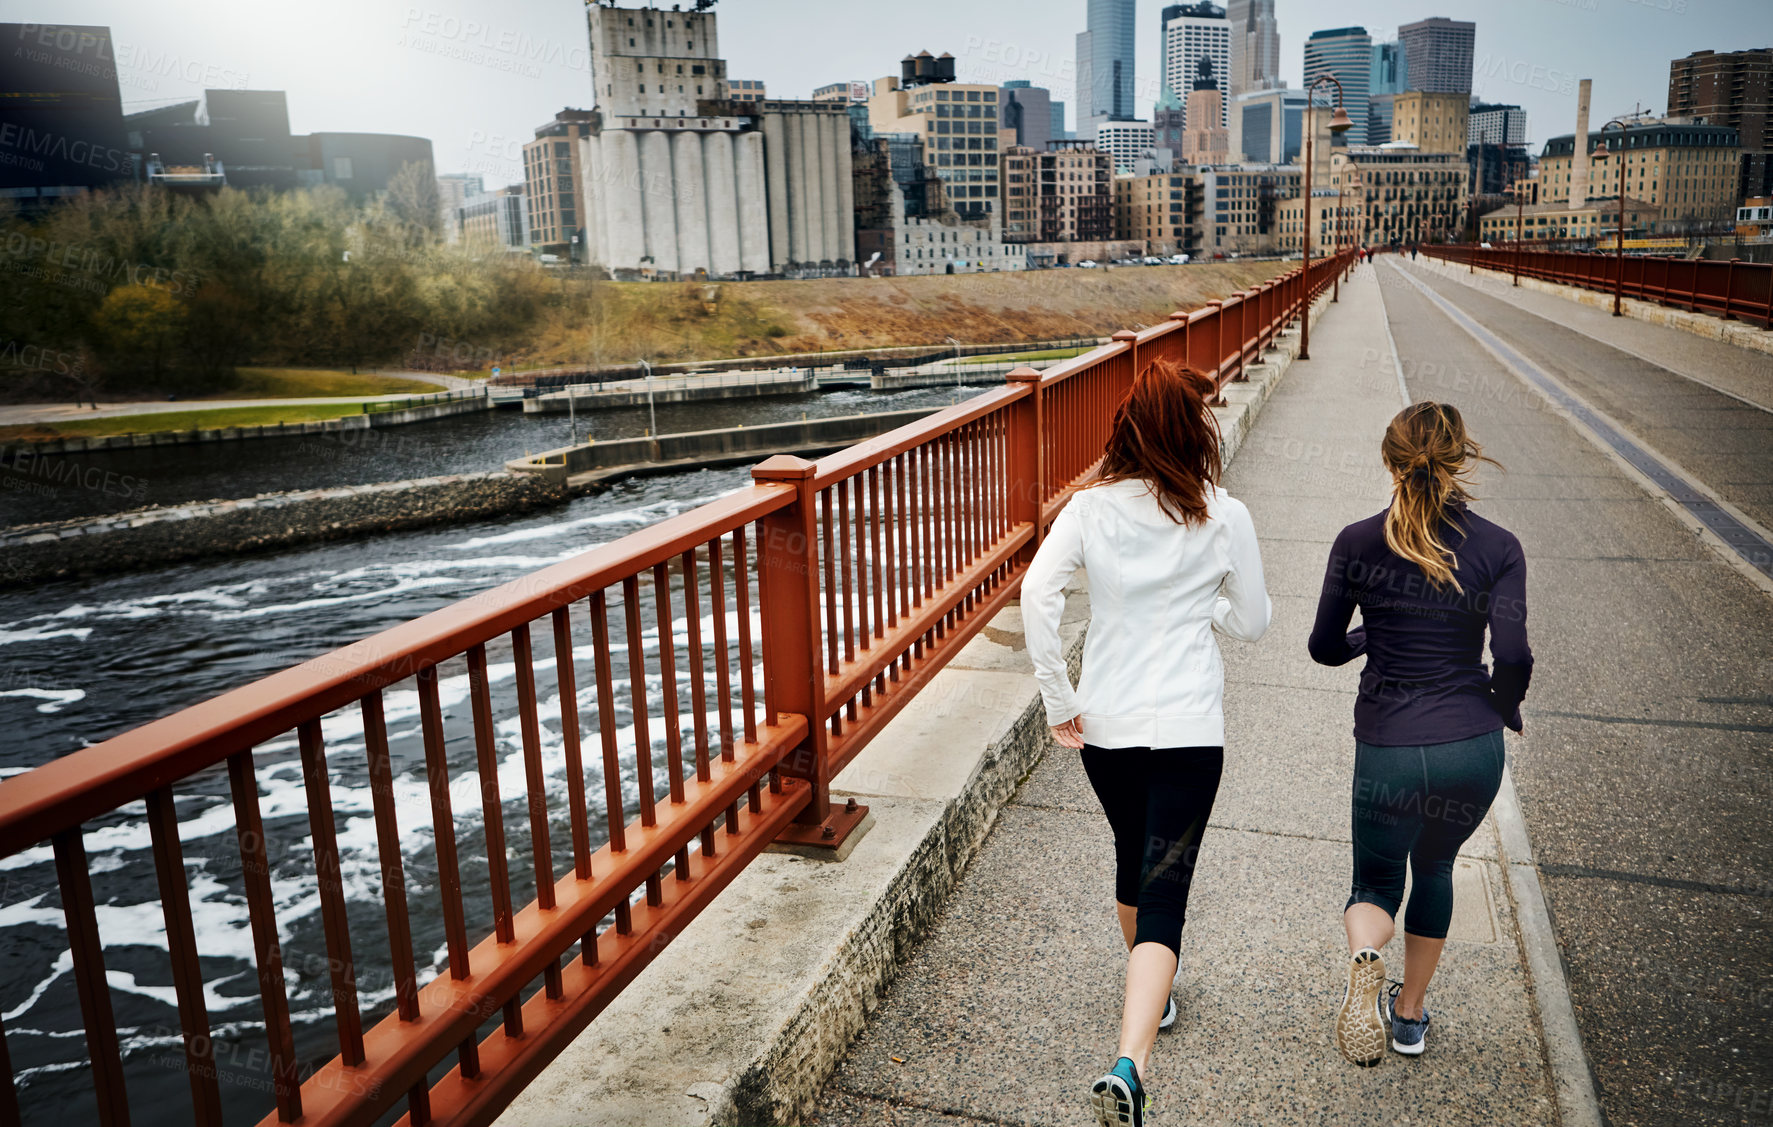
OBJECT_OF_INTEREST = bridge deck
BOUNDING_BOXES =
[808,259,1773,1127]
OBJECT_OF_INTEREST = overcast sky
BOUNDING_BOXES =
[7,0,1761,189]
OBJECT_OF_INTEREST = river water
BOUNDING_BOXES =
[0,381,990,1123]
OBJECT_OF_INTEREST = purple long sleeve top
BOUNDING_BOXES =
[1308,504,1532,746]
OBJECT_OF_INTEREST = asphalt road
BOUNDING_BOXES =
[1379,256,1772,1127]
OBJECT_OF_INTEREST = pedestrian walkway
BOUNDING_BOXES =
[809,265,1563,1126]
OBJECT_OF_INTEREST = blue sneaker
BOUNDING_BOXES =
[1159,995,1177,1030]
[1387,984,1431,1056]
[1089,1056,1148,1127]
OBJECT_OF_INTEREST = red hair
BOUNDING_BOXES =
[1090,358,1222,524]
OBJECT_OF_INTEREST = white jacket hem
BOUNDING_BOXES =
[1079,712,1225,750]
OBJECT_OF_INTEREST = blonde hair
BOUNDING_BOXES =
[1380,402,1500,592]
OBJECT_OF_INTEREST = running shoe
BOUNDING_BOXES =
[1387,984,1431,1056]
[1089,1056,1148,1127]
[1159,995,1177,1030]
[1335,947,1389,1066]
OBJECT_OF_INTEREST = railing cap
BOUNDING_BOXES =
[1005,365,1042,383]
[1110,329,1138,342]
[752,453,817,480]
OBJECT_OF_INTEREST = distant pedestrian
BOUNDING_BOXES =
[1024,359,1271,1127]
[1308,402,1532,1065]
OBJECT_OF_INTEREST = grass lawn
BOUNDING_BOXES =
[0,402,386,443]
[216,367,441,397]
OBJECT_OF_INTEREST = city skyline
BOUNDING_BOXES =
[13,0,1760,186]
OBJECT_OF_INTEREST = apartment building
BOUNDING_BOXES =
[1539,120,1741,226]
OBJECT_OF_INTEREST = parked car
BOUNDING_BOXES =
[1167,253,1190,265]
[1141,256,1165,266]
[1077,260,1100,269]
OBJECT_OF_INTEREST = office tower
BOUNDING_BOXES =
[1154,87,1186,161]
[1304,27,1372,141]
[1668,48,1772,200]
[1367,40,1406,144]
[1163,3,1230,130]
[1000,80,1055,150]
[523,109,595,257]
[1235,87,1309,164]
[1468,103,1528,146]
[1076,0,1135,137]
[1397,17,1475,94]
[1095,120,1157,173]
[1227,0,1280,96]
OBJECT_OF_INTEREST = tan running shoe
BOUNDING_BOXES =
[1335,947,1388,1066]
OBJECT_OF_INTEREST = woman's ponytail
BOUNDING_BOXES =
[1380,402,1499,592]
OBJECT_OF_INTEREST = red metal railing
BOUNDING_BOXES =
[1423,244,1773,329]
[0,251,1350,1127]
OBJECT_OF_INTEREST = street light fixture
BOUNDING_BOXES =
[1589,118,1632,316]
[1300,73,1354,361]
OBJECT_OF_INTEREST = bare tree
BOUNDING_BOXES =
[387,161,443,244]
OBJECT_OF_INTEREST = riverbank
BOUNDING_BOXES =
[1,389,491,453]
[0,471,565,588]
[508,261,1289,368]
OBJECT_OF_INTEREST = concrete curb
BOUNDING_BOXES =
[1492,763,1607,1127]
[1430,257,1773,357]
[496,291,1335,1127]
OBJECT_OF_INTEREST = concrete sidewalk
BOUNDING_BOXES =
[809,266,1565,1126]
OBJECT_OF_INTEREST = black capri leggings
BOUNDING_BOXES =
[1346,729,1505,940]
[1080,745,1224,958]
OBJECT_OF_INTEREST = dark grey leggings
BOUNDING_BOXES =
[1346,729,1505,940]
[1080,745,1223,957]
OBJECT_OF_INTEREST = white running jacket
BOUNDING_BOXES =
[1022,479,1271,749]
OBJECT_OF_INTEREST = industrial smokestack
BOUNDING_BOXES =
[1569,78,1591,210]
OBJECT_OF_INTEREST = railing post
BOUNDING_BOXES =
[1722,258,1738,321]
[1111,328,1138,380]
[751,455,865,850]
[1005,365,1045,552]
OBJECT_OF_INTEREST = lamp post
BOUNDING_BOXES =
[1299,73,1354,361]
[1590,118,1632,316]
[1513,182,1526,287]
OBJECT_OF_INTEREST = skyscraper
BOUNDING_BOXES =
[1075,0,1136,138]
[1397,17,1475,94]
[1367,39,1407,145]
[1163,3,1230,131]
[1303,27,1372,141]
[1227,0,1280,97]
[1000,80,1056,151]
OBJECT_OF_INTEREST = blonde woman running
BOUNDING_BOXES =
[1309,402,1533,1065]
